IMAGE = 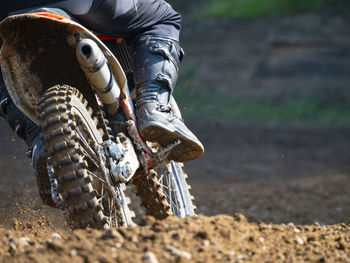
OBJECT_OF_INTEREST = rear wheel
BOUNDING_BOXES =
[38,85,134,228]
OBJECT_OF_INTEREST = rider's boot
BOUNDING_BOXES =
[131,36,204,162]
[0,83,55,207]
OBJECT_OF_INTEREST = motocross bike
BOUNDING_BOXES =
[0,9,195,228]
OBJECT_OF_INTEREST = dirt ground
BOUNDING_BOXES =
[2,214,350,263]
[1,3,350,263]
[1,121,350,263]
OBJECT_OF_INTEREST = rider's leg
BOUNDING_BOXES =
[0,68,54,207]
[51,0,204,162]
[131,36,204,162]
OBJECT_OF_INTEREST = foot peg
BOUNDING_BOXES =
[153,140,182,164]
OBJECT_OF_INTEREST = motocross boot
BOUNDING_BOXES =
[0,82,55,207]
[131,36,204,162]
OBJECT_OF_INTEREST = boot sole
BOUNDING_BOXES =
[140,121,204,162]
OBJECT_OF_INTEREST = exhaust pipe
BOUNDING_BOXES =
[76,39,120,112]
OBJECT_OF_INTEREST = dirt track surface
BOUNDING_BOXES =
[2,214,350,263]
[1,120,350,262]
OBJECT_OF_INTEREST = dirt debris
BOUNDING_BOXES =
[1,214,350,263]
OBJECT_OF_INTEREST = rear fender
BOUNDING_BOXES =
[0,12,127,125]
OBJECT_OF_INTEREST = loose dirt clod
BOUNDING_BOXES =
[12,219,19,231]
[142,252,159,263]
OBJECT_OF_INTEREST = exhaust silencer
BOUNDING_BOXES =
[76,39,120,111]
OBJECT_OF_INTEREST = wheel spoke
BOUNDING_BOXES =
[98,186,107,203]
[167,172,172,206]
[97,194,108,203]
[87,170,106,184]
[108,197,112,227]
[157,169,182,215]
[75,127,100,166]
[82,149,100,168]
[162,187,178,211]
[162,185,170,190]
[111,199,117,228]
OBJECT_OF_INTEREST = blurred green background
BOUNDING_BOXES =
[204,0,342,18]
[171,0,350,126]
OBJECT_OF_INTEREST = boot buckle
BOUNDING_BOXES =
[157,104,172,113]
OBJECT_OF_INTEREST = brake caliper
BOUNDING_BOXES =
[101,134,140,184]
